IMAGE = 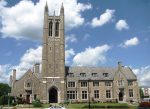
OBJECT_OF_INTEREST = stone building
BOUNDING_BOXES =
[142,87,150,97]
[10,3,140,103]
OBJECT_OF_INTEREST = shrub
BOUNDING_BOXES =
[32,99,42,107]
[11,102,17,106]
[64,100,69,105]
[16,97,24,104]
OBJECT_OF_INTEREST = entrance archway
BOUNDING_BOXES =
[26,95,30,103]
[119,92,123,101]
[49,87,58,103]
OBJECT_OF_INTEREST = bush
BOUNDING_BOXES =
[16,97,24,104]
[32,99,42,107]
[64,100,69,104]
[11,102,17,106]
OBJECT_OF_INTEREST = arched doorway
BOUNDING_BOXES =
[119,92,123,101]
[49,87,58,103]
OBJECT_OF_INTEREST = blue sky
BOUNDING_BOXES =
[0,0,150,86]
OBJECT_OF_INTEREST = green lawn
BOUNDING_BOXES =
[63,103,138,109]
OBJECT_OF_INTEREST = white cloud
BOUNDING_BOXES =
[133,66,150,87]
[0,46,42,83]
[0,64,11,83]
[11,46,42,79]
[0,45,76,82]
[120,37,139,48]
[73,44,111,66]
[0,0,6,10]
[91,9,115,27]
[116,20,129,31]
[66,34,77,44]
[65,48,75,65]
[65,34,77,63]
[0,0,92,40]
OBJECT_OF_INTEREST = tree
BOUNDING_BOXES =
[140,88,144,99]
[0,83,11,97]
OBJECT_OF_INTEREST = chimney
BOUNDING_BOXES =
[9,75,13,86]
[118,61,123,71]
[13,69,16,82]
[34,63,40,73]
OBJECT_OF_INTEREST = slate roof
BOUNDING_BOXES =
[66,66,137,81]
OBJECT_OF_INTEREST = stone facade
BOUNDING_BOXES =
[10,3,140,103]
[142,87,150,97]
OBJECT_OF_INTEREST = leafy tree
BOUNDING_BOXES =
[140,88,144,99]
[0,95,15,105]
[0,83,11,97]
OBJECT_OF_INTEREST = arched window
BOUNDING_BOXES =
[49,21,53,36]
[55,22,59,37]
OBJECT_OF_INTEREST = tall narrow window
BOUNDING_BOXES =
[55,22,59,37]
[49,21,53,36]
[106,90,111,98]
[129,89,133,97]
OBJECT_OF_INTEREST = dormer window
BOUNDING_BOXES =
[103,73,108,77]
[68,73,74,77]
[92,73,97,77]
[80,73,86,77]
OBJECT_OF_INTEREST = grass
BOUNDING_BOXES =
[63,103,138,109]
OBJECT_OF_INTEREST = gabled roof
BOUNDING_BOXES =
[15,69,41,82]
[66,66,137,80]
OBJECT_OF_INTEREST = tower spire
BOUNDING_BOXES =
[45,1,49,13]
[60,2,64,15]
[54,10,55,16]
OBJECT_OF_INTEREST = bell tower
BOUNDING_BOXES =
[42,3,65,78]
[41,3,65,103]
